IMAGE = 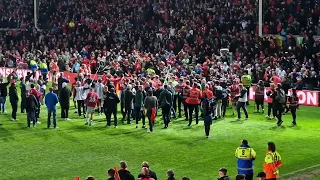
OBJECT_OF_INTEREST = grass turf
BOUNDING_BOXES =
[1,96,320,180]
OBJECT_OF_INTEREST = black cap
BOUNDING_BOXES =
[256,172,266,177]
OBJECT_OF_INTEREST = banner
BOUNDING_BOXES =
[0,67,41,79]
[249,87,319,106]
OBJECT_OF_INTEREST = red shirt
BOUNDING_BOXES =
[29,88,39,98]
[86,91,98,107]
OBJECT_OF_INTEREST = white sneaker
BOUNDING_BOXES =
[11,118,16,121]
[245,118,249,120]
[37,121,41,124]
[114,126,118,128]
[265,115,270,118]
[65,118,71,121]
[147,129,151,133]
[89,120,93,126]
[236,118,241,121]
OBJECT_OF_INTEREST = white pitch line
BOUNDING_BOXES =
[281,164,320,177]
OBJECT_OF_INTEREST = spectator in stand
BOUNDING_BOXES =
[138,162,157,180]
[118,161,135,180]
[218,168,231,180]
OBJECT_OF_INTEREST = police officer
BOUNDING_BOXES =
[185,83,202,126]
[235,140,256,180]
[289,88,299,126]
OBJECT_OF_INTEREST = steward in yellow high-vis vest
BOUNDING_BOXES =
[264,142,282,180]
[235,140,256,180]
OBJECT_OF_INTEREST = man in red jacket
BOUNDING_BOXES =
[185,83,202,126]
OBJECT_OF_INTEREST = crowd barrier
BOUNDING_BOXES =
[249,87,320,107]
[1,67,319,106]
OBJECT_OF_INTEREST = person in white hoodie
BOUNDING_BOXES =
[95,79,105,115]
[74,81,90,118]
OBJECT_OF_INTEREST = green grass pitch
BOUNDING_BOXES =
[1,92,320,180]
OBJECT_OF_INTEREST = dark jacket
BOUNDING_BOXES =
[0,82,9,97]
[9,85,19,103]
[118,169,135,180]
[159,89,172,107]
[138,170,157,180]
[124,89,134,108]
[59,87,71,108]
[20,82,26,98]
[58,77,70,90]
[26,94,40,112]
[104,92,120,111]
[218,176,231,180]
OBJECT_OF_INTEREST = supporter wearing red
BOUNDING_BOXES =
[174,78,184,118]
[266,83,276,120]
[185,83,202,126]
[181,80,191,120]
[71,77,78,113]
[255,80,265,113]
[85,86,98,126]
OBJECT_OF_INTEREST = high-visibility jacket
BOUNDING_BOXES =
[39,62,48,72]
[235,145,256,175]
[264,151,282,179]
[185,87,201,104]
[202,89,213,99]
[30,60,37,66]
[241,75,251,87]
[182,86,190,100]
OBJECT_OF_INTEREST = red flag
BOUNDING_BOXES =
[74,176,80,180]
[150,108,156,121]
[114,166,121,180]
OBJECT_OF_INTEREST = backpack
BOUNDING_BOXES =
[276,89,286,104]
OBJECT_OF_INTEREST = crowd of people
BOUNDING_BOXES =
[76,141,281,180]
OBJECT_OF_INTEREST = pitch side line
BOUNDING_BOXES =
[281,164,320,177]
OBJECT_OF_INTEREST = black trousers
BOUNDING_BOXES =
[133,105,145,125]
[61,107,69,118]
[222,98,228,117]
[188,104,199,125]
[245,86,250,105]
[275,105,283,124]
[244,173,253,180]
[10,101,18,119]
[290,106,297,124]
[204,121,211,136]
[106,109,118,126]
[267,103,276,117]
[173,95,182,116]
[123,104,132,123]
[162,105,171,128]
[237,102,248,119]
[183,101,188,119]
[77,100,85,117]
[21,96,26,113]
